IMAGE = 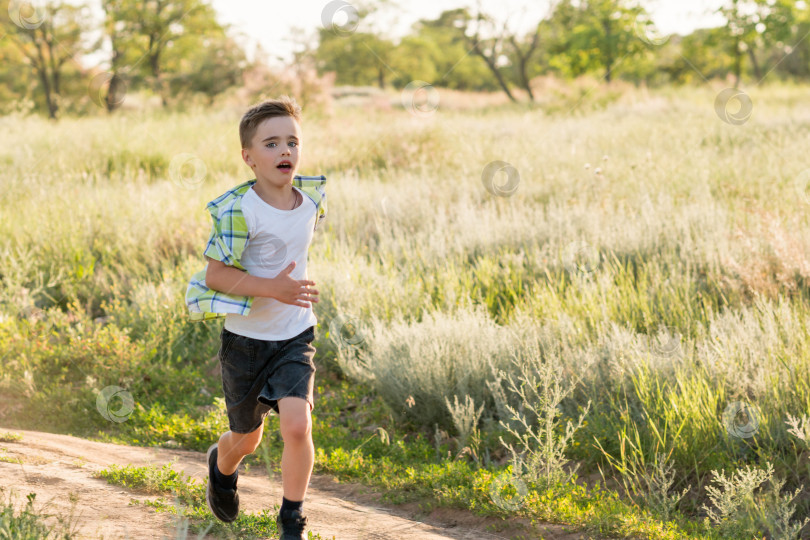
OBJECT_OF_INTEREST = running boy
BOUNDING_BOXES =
[185,96,326,539]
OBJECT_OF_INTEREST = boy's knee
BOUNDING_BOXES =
[230,425,263,453]
[280,415,311,442]
[277,397,312,443]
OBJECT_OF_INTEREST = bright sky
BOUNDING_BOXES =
[210,0,728,64]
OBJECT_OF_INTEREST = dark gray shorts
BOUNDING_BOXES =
[217,325,316,434]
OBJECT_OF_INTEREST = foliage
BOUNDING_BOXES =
[495,343,592,489]
[95,463,327,539]
[5,0,810,116]
[0,488,80,539]
[701,463,809,539]
[2,90,810,538]
[0,0,92,118]
[100,0,245,106]
[545,0,649,82]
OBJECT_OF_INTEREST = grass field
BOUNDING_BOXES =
[1,82,810,539]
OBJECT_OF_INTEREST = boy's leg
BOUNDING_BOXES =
[217,422,264,475]
[277,396,314,501]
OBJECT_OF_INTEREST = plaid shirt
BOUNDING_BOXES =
[185,176,327,321]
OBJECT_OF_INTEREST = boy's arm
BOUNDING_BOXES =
[205,257,319,308]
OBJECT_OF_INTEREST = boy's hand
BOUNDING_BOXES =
[205,258,318,307]
[270,262,319,307]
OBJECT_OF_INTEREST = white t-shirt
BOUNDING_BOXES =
[224,186,317,340]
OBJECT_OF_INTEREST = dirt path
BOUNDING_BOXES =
[0,428,593,539]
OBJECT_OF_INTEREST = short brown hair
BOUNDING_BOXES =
[239,96,302,148]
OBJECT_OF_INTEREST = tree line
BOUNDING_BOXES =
[1,0,808,118]
[1,0,245,118]
[316,0,810,101]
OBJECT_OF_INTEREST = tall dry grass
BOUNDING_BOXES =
[2,83,810,536]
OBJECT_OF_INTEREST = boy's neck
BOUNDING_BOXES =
[251,178,296,210]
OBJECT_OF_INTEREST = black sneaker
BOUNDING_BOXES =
[206,443,239,522]
[277,508,308,539]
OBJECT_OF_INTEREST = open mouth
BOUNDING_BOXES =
[277,161,292,170]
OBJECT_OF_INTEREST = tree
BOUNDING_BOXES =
[547,0,649,83]
[0,34,35,113]
[719,0,800,85]
[460,9,519,102]
[388,35,440,88]
[316,30,396,87]
[314,2,398,88]
[167,32,246,104]
[100,0,129,111]
[507,23,542,101]
[656,29,733,84]
[314,6,503,92]
[2,0,90,118]
[458,4,549,101]
[720,0,762,85]
[410,9,501,92]
[102,0,234,106]
[775,2,810,79]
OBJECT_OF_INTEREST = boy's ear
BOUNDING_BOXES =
[241,148,255,169]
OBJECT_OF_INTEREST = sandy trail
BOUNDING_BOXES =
[0,428,592,539]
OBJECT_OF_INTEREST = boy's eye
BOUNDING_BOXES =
[265,141,297,148]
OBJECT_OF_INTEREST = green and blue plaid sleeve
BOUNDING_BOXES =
[185,267,252,321]
[185,182,254,321]
[294,175,327,228]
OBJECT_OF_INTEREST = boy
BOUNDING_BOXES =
[185,96,326,540]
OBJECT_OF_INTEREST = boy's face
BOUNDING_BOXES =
[242,115,302,188]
